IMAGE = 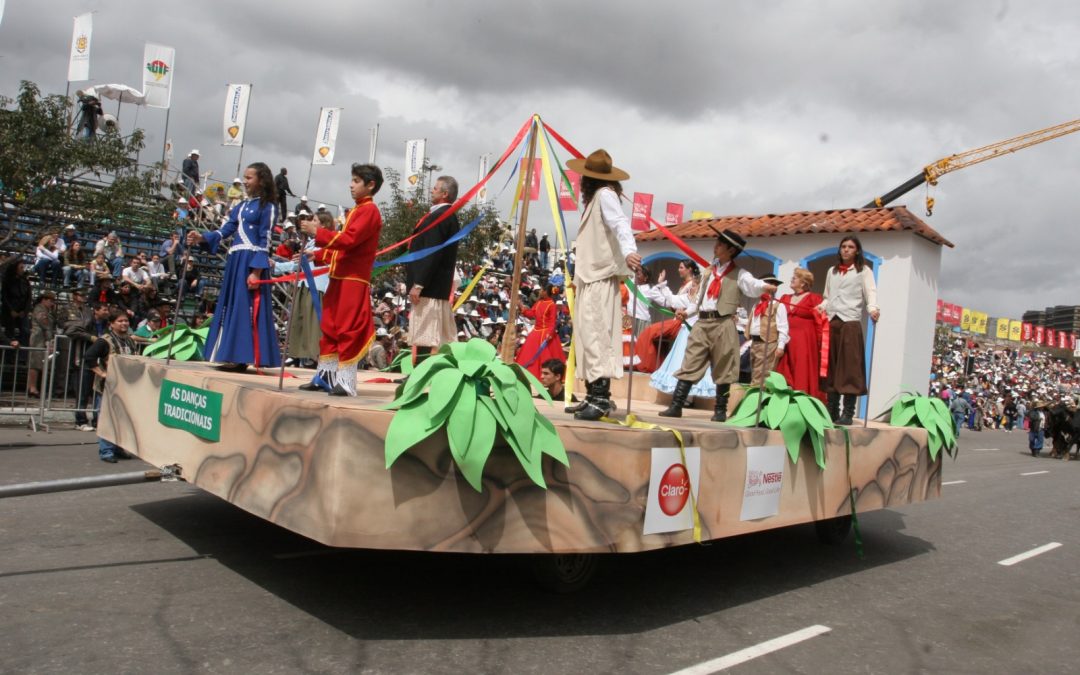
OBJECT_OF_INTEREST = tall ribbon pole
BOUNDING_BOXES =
[499,118,538,363]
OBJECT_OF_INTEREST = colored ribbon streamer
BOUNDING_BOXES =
[600,413,702,544]
[299,254,323,324]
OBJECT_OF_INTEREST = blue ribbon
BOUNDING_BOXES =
[374,212,484,269]
[299,254,323,323]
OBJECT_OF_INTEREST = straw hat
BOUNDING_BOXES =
[566,149,629,181]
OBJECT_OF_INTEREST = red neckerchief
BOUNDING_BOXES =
[753,294,772,317]
[836,263,853,275]
[706,262,736,299]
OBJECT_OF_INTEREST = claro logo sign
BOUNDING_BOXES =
[658,463,690,516]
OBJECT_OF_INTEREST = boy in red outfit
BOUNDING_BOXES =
[298,164,384,396]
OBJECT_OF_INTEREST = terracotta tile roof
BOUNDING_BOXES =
[635,206,954,248]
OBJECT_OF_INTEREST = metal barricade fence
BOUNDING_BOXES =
[0,343,50,430]
[45,334,96,429]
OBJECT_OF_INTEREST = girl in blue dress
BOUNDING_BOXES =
[187,162,281,371]
[649,259,716,399]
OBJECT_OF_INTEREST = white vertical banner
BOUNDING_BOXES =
[368,124,379,164]
[643,447,702,535]
[142,43,175,109]
[1,1,8,28]
[739,445,786,521]
[222,84,251,147]
[67,13,93,82]
[312,107,342,165]
[476,154,490,204]
[404,139,426,187]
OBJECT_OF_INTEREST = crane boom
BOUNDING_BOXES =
[863,117,1080,210]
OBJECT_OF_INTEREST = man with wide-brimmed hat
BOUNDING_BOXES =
[659,226,777,421]
[744,273,789,383]
[563,149,642,421]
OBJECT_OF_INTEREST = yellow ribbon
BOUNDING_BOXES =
[600,413,702,543]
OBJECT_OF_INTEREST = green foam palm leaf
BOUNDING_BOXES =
[725,371,834,469]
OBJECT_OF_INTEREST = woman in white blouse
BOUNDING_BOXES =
[818,236,879,425]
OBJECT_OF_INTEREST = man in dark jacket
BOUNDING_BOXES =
[405,176,460,363]
[274,168,295,222]
[181,150,200,195]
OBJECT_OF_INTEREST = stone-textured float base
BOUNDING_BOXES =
[99,356,940,554]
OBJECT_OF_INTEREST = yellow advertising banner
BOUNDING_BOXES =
[970,311,986,334]
[996,318,1010,339]
[978,312,990,334]
[1009,320,1022,341]
[690,210,714,220]
[960,308,972,331]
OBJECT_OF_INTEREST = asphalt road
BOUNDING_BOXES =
[1,425,1077,674]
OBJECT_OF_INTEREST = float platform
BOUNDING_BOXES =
[98,355,941,555]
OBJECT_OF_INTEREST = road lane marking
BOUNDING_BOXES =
[668,625,832,675]
[972,448,998,452]
[942,480,966,486]
[1020,470,1048,476]
[998,542,1062,567]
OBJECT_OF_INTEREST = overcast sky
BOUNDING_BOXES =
[1,0,1078,318]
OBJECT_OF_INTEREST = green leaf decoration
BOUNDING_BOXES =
[888,393,958,460]
[382,338,570,492]
[143,323,209,361]
[384,400,442,467]
[725,372,834,469]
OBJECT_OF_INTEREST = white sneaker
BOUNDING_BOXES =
[77,424,96,432]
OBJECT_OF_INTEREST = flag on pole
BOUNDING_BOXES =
[222,84,251,147]
[1021,322,1033,342]
[312,107,342,165]
[665,202,684,225]
[690,210,714,220]
[68,13,92,82]
[477,154,490,204]
[631,192,654,231]
[1034,325,1045,344]
[142,43,175,108]
[404,139,426,186]
[368,125,379,164]
[557,170,580,211]
[1046,328,1056,346]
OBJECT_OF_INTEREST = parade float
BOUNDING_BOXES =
[97,116,945,590]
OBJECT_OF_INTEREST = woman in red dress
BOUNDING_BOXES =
[516,286,566,379]
[776,267,826,403]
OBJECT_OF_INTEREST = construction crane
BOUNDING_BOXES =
[863,117,1080,214]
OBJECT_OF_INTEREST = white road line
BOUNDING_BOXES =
[998,542,1062,567]
[1020,470,1049,476]
[942,480,966,486]
[668,625,832,675]
[972,448,999,452]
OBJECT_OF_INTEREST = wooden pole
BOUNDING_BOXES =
[499,118,538,362]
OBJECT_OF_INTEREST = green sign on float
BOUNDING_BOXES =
[158,380,222,442]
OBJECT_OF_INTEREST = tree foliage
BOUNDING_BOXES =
[377,168,505,272]
[0,80,172,250]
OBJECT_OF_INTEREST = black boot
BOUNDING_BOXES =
[659,380,693,418]
[575,379,611,421]
[827,392,841,423]
[564,380,590,414]
[711,383,731,422]
[837,395,855,425]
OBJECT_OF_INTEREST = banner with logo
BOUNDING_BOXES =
[665,202,685,226]
[142,43,175,109]
[1008,320,1021,342]
[1022,322,1033,342]
[960,308,972,332]
[311,107,342,165]
[1059,331,1069,349]
[1046,328,1056,346]
[994,317,1009,340]
[557,169,580,211]
[643,446,702,535]
[476,154,490,204]
[221,84,251,147]
[947,303,963,326]
[631,192,654,232]
[935,299,944,322]
[1035,325,1045,345]
[158,380,222,442]
[740,445,786,521]
[404,139,426,186]
[690,210,714,220]
[68,13,92,82]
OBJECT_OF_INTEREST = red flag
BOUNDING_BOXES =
[936,299,944,322]
[631,192,654,232]
[1035,325,1045,344]
[1022,322,1033,341]
[1060,331,1069,349]
[665,202,684,226]
[520,158,541,201]
[557,169,580,211]
[1046,328,1056,346]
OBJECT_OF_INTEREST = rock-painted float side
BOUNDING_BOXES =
[100,356,940,554]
